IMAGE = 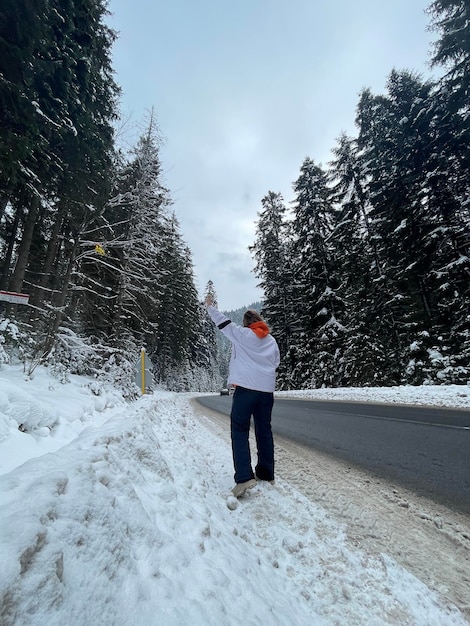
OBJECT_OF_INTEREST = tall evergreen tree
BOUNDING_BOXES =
[197,280,224,389]
[100,114,170,344]
[425,0,470,381]
[427,0,470,115]
[250,191,294,388]
[149,215,201,388]
[289,158,345,388]
[356,69,469,382]
[328,133,392,385]
[0,0,119,358]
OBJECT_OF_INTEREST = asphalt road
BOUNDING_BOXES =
[196,395,470,513]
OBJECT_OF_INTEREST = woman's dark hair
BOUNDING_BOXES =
[242,310,263,327]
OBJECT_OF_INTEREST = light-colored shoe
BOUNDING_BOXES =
[255,475,275,485]
[231,479,257,498]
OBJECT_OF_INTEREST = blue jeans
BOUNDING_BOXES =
[230,386,275,483]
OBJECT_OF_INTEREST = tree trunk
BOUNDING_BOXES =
[30,206,67,307]
[41,237,80,357]
[9,197,40,294]
[0,204,22,290]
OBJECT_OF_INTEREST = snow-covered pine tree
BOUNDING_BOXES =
[250,191,295,389]
[289,158,346,388]
[427,0,470,117]
[328,133,391,385]
[1,0,118,294]
[196,281,225,390]
[356,69,469,383]
[0,0,118,361]
[148,214,202,389]
[356,76,427,382]
[79,112,171,347]
[425,0,470,382]
[416,93,470,383]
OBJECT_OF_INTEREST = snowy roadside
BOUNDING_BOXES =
[0,365,469,625]
[195,401,470,619]
[275,384,470,409]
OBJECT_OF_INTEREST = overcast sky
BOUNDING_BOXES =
[106,0,438,311]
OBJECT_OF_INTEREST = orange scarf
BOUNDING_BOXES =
[249,321,270,338]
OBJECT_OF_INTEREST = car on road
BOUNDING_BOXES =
[220,385,236,396]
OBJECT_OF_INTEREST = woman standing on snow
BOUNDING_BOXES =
[205,295,280,497]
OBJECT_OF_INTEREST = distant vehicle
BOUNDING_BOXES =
[220,385,236,396]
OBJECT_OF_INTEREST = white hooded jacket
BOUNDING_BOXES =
[207,305,280,393]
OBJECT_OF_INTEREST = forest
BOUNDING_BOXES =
[0,0,468,392]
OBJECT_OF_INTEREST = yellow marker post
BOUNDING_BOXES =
[135,348,153,394]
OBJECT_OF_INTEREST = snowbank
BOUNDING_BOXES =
[0,364,468,625]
